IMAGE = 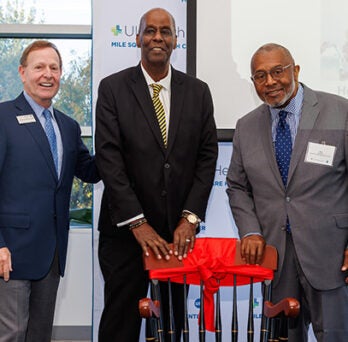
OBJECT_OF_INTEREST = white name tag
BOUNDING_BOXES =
[304,142,336,166]
[16,114,36,124]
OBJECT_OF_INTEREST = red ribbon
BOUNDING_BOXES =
[148,238,274,332]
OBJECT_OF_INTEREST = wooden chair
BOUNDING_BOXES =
[139,237,299,341]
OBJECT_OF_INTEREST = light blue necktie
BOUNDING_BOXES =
[42,109,58,174]
[275,110,292,232]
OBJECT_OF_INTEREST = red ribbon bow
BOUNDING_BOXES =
[149,238,274,332]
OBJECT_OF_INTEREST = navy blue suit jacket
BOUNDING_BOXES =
[0,93,99,280]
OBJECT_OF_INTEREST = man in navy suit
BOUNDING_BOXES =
[95,7,217,342]
[0,40,99,341]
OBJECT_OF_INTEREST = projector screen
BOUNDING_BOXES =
[193,0,348,129]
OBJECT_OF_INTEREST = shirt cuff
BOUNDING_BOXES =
[243,232,262,237]
[117,214,144,227]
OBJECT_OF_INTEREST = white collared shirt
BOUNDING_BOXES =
[141,63,171,140]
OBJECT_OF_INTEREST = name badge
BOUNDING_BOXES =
[16,114,36,124]
[304,142,336,166]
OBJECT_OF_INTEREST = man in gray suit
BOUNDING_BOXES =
[226,43,348,342]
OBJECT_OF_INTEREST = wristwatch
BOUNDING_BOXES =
[182,212,201,226]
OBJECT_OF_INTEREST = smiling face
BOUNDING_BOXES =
[18,47,62,108]
[251,47,300,108]
[136,8,177,74]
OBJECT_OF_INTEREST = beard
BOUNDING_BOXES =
[266,80,297,108]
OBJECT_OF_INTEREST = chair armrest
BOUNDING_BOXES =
[264,298,300,318]
[139,298,161,318]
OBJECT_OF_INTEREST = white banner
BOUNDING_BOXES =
[188,142,266,341]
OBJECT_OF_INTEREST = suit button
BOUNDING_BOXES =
[286,196,291,202]
[281,226,286,231]
[161,190,167,196]
[164,163,170,169]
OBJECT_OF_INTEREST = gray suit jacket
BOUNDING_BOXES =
[226,84,348,290]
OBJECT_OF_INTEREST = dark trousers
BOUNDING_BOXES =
[272,233,348,342]
[98,232,186,342]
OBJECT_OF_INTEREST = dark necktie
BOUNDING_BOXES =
[42,109,58,174]
[151,84,167,148]
[275,110,292,232]
[275,110,292,186]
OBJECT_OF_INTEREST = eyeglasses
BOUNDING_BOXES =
[251,64,293,84]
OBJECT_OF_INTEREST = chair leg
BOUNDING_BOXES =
[146,317,159,342]
[247,277,254,342]
[151,279,164,342]
[269,317,280,342]
[231,274,238,342]
[183,275,190,342]
[167,279,176,342]
[215,279,222,342]
[199,280,206,342]
[278,314,288,341]
[260,280,272,342]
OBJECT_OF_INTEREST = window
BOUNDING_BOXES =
[0,0,93,227]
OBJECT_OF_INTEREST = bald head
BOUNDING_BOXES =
[138,8,176,35]
[251,43,295,72]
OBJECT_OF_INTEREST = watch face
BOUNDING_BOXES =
[187,214,198,224]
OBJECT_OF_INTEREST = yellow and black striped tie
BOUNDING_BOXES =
[151,83,167,147]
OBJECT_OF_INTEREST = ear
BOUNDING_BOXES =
[293,65,300,82]
[173,35,178,50]
[18,65,26,83]
[136,34,141,48]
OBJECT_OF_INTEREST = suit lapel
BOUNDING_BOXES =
[287,86,319,184]
[130,65,166,152]
[55,110,66,185]
[15,94,58,181]
[166,68,185,155]
[258,105,285,188]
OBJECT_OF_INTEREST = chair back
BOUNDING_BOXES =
[139,238,299,342]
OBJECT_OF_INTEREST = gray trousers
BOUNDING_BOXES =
[272,233,348,342]
[0,254,60,342]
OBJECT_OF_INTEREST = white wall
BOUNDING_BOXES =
[197,0,348,128]
[54,229,92,327]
